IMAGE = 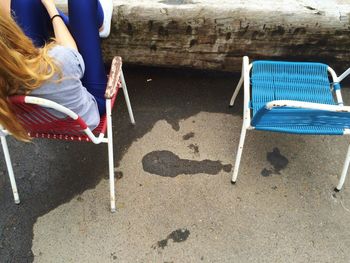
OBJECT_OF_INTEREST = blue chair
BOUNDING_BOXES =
[230,56,350,190]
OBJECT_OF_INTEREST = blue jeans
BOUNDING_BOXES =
[11,0,107,115]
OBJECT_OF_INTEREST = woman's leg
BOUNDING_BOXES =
[10,0,69,47]
[68,0,107,115]
[11,0,50,47]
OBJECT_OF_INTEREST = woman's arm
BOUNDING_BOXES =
[41,0,77,50]
[0,0,11,16]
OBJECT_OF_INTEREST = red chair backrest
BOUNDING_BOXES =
[9,96,88,138]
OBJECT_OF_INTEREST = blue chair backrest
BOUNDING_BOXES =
[251,61,335,116]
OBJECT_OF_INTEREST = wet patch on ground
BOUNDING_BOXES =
[104,171,124,180]
[261,168,273,177]
[261,147,289,176]
[0,65,237,262]
[183,132,195,140]
[188,143,199,154]
[111,252,118,260]
[155,229,190,249]
[165,118,181,131]
[142,150,232,177]
[267,148,289,173]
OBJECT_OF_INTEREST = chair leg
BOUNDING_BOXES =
[106,99,116,212]
[229,75,243,107]
[336,144,350,191]
[1,136,20,204]
[120,69,136,124]
[231,126,247,184]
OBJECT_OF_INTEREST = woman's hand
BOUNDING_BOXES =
[41,0,59,18]
[0,0,11,16]
[40,0,78,50]
[41,0,56,9]
[41,0,56,7]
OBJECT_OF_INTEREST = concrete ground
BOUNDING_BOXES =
[1,66,350,262]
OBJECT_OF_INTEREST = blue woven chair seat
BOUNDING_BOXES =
[250,61,345,135]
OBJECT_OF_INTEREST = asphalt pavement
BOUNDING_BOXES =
[1,66,350,262]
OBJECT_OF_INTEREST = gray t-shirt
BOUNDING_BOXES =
[31,45,100,130]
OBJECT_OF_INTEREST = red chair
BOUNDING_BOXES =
[0,56,135,212]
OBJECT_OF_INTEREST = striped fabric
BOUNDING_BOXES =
[250,61,346,135]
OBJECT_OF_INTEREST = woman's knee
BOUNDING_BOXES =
[11,0,43,11]
[11,0,46,20]
[68,0,98,14]
[11,0,49,47]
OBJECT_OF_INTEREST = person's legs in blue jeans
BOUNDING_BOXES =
[11,0,50,47]
[11,0,72,46]
[67,0,107,115]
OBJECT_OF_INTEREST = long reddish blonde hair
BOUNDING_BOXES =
[0,13,59,141]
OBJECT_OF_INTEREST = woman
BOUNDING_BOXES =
[0,0,113,141]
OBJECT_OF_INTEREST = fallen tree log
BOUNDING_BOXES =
[57,0,350,72]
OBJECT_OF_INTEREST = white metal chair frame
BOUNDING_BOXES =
[230,56,350,191]
[1,57,135,212]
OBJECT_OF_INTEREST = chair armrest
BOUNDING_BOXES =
[338,68,350,83]
[0,125,9,136]
[266,100,350,112]
[105,56,122,99]
[14,96,81,119]
[252,100,350,130]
